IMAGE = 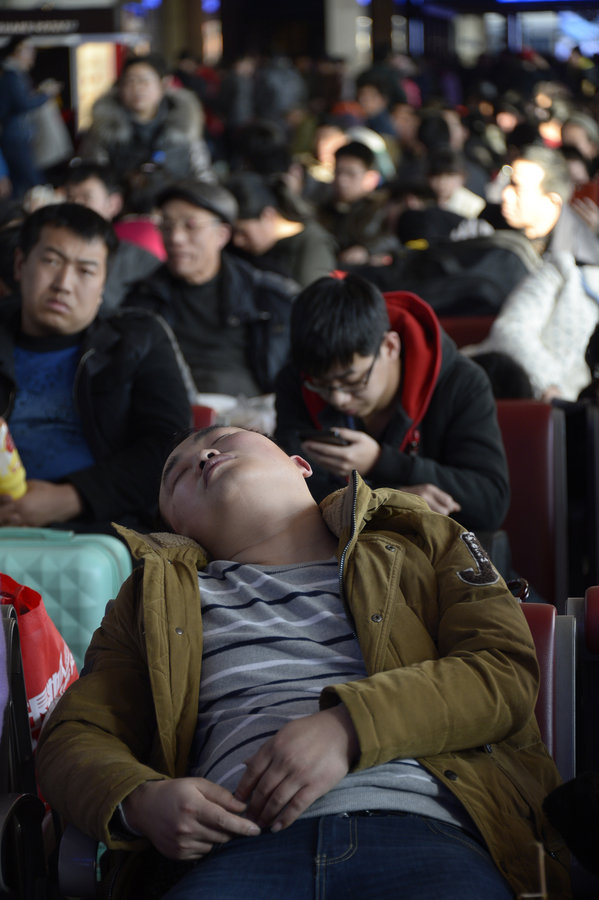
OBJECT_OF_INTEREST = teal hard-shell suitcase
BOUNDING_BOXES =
[0,528,132,669]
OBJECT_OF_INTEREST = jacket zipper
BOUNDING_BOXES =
[72,348,95,413]
[337,470,359,635]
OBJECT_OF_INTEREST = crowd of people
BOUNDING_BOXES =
[2,32,599,899]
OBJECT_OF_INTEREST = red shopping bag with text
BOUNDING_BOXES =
[0,573,78,747]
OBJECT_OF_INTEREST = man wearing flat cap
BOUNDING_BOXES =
[124,180,298,396]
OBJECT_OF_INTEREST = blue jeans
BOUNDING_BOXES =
[163,812,514,900]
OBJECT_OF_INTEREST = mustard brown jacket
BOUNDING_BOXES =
[36,475,570,899]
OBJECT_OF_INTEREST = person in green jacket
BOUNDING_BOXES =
[37,425,570,899]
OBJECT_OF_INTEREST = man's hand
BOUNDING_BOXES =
[121,778,261,860]
[234,705,359,832]
[572,196,599,233]
[540,385,562,403]
[399,483,461,516]
[301,429,381,479]
[0,480,84,526]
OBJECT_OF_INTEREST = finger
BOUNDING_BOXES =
[234,750,272,801]
[194,807,260,841]
[245,771,301,826]
[271,784,322,831]
[196,779,248,812]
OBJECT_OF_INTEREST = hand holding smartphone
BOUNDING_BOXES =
[299,429,350,446]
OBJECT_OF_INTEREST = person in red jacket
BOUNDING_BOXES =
[274,273,508,532]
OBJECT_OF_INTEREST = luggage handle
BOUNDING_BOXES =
[0,528,75,542]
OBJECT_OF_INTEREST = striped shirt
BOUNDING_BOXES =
[189,558,476,831]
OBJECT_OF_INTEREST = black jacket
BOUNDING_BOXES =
[0,301,191,530]
[123,252,297,394]
[275,291,509,532]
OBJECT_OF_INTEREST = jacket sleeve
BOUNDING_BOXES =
[476,255,594,398]
[3,70,49,115]
[368,355,510,532]
[66,314,192,524]
[321,518,539,770]
[36,569,167,844]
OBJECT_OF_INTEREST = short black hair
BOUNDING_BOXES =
[290,274,390,376]
[227,172,310,223]
[427,149,467,178]
[19,203,119,260]
[120,52,168,81]
[417,113,451,152]
[335,141,375,170]
[235,120,292,176]
[62,161,123,195]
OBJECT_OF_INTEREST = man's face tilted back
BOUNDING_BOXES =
[159,198,231,285]
[159,427,312,551]
[15,225,108,337]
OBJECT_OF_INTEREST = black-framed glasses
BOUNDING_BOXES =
[303,344,381,398]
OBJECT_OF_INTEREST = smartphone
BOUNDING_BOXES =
[299,429,350,446]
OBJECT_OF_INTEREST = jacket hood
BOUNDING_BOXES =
[89,86,204,145]
[302,290,442,451]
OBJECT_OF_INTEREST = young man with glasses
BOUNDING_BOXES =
[124,180,298,396]
[275,273,509,532]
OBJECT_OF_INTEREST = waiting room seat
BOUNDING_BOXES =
[520,603,576,783]
[191,404,217,429]
[438,314,495,348]
[567,586,599,774]
[496,400,568,611]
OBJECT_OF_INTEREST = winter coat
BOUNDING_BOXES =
[36,474,570,899]
[464,253,599,400]
[0,301,191,528]
[123,252,297,394]
[79,87,213,183]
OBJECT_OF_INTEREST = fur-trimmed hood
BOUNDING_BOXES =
[88,85,204,146]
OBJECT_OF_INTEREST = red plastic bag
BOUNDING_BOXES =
[0,573,78,747]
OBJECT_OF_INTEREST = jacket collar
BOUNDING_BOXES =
[115,475,429,567]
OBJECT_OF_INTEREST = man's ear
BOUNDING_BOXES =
[363,169,381,192]
[382,330,401,361]
[107,192,123,220]
[290,455,313,479]
[547,191,563,214]
[216,223,233,251]
[13,247,24,284]
[261,206,278,223]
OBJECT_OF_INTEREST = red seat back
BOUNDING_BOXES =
[496,400,568,610]
[521,602,556,755]
[438,315,495,347]
[192,405,217,429]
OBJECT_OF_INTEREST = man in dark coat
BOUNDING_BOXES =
[0,203,191,535]
[124,180,298,396]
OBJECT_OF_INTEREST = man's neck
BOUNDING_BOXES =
[220,506,339,567]
[172,261,221,286]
